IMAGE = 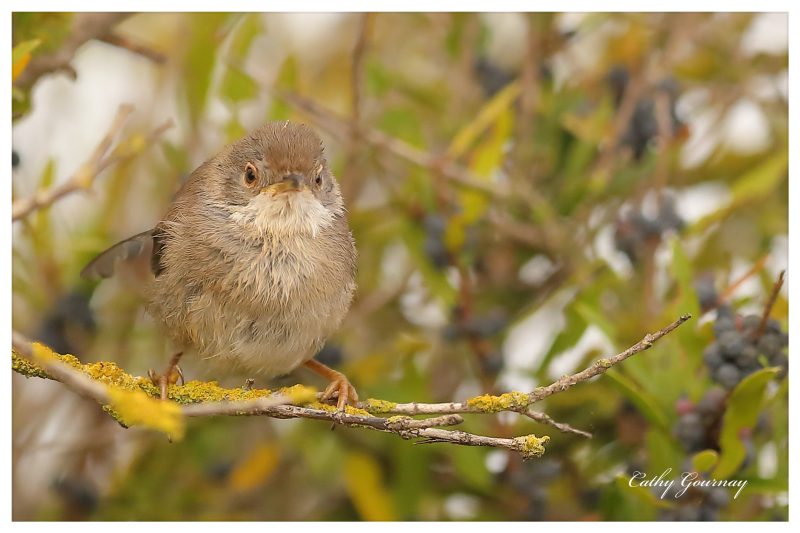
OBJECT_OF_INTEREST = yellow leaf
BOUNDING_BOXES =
[228,443,280,492]
[344,451,397,521]
[446,79,520,160]
[106,386,184,440]
[12,39,41,82]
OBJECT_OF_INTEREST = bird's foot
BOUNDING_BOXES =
[147,351,184,400]
[304,359,359,412]
[321,374,359,412]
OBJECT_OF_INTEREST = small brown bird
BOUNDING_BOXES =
[82,122,358,409]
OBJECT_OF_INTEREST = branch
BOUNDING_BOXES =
[756,270,785,339]
[12,105,173,222]
[11,315,690,458]
[277,91,507,198]
[97,32,167,64]
[14,13,132,90]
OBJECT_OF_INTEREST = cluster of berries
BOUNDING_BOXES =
[614,195,684,263]
[704,306,788,389]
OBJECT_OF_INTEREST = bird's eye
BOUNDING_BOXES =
[243,163,258,187]
[315,174,323,186]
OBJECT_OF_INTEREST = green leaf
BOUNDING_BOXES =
[226,14,262,60]
[728,151,788,201]
[691,449,719,473]
[221,66,257,103]
[615,475,673,510]
[646,427,684,474]
[690,151,788,234]
[537,307,586,379]
[181,13,228,125]
[574,299,617,341]
[605,369,669,431]
[670,236,700,319]
[268,55,298,120]
[451,445,491,491]
[713,367,780,478]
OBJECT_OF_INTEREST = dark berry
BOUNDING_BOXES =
[741,315,762,336]
[423,235,449,268]
[463,310,507,338]
[735,344,759,368]
[713,317,735,338]
[718,330,745,359]
[696,387,727,417]
[703,344,723,369]
[757,334,784,359]
[12,150,20,168]
[765,318,783,334]
[715,364,741,389]
[674,504,702,521]
[479,350,504,376]
[315,344,343,367]
[473,57,515,98]
[717,305,734,320]
[694,275,718,310]
[706,487,730,509]
[675,412,705,450]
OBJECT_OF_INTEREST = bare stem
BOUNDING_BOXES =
[756,270,785,338]
[12,106,172,222]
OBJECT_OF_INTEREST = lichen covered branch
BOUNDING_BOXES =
[11,315,689,459]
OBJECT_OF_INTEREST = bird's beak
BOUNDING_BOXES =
[261,174,305,195]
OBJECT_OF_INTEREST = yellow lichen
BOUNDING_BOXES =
[597,358,613,368]
[12,351,50,379]
[276,384,317,405]
[106,386,185,440]
[309,401,372,417]
[168,380,273,404]
[361,398,398,414]
[514,434,549,459]
[466,391,531,413]
[386,415,411,424]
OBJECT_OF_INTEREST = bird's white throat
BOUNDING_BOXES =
[229,190,335,238]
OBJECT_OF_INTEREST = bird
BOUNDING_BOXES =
[81,121,358,410]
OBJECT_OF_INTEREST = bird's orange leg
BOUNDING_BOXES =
[147,351,184,400]
[304,359,358,411]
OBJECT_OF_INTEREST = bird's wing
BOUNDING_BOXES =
[80,228,165,279]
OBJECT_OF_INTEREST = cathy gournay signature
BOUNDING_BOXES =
[629,469,748,499]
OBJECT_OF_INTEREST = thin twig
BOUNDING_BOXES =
[526,314,691,402]
[14,13,132,90]
[717,254,770,306]
[182,394,302,417]
[98,33,167,64]
[756,270,785,338]
[12,106,173,222]
[523,410,593,439]
[277,91,506,198]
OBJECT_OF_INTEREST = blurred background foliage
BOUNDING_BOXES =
[11,12,787,521]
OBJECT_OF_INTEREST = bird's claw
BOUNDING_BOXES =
[148,360,184,401]
[321,375,359,413]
